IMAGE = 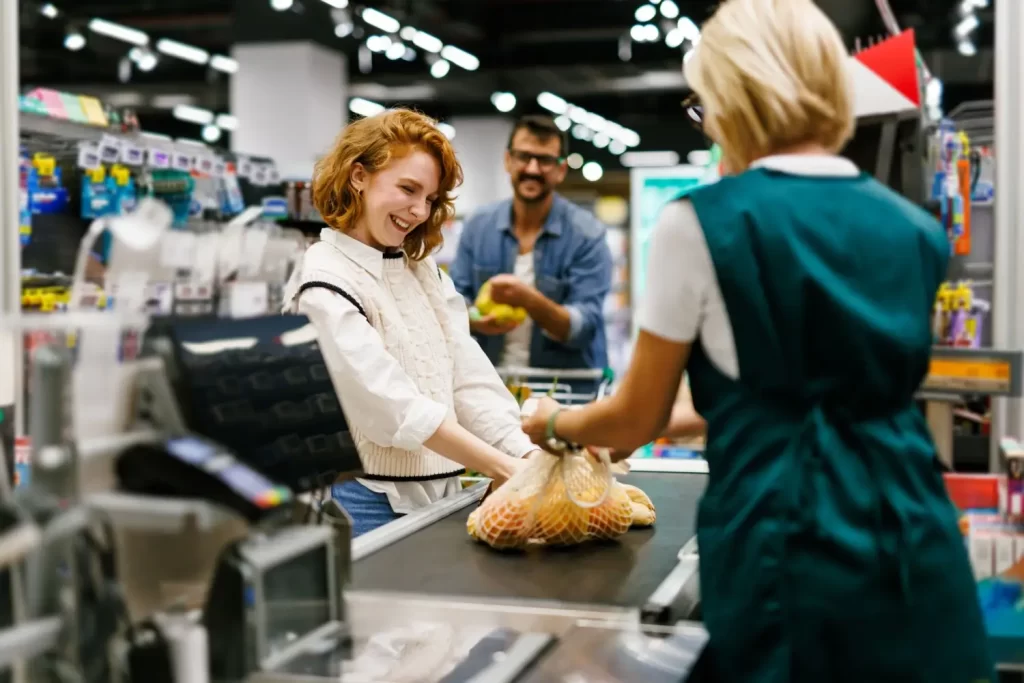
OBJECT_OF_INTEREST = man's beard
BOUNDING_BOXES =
[514,175,551,203]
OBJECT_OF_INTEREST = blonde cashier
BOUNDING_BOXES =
[284,110,538,537]
[524,0,993,681]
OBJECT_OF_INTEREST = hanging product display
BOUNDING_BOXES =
[934,281,989,348]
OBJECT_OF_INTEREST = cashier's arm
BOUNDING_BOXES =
[557,331,690,457]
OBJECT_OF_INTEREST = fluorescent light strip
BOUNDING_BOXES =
[215,114,239,131]
[88,18,149,46]
[321,0,349,7]
[362,8,400,33]
[210,54,239,73]
[173,104,215,125]
[440,44,479,71]
[349,97,386,117]
[156,38,209,65]
[620,150,680,168]
[413,30,444,53]
[536,92,640,148]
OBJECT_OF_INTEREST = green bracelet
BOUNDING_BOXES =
[545,408,577,453]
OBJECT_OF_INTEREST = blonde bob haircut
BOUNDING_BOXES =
[685,0,855,173]
[312,108,463,261]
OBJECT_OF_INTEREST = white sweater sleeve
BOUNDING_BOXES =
[441,271,537,459]
[297,287,449,452]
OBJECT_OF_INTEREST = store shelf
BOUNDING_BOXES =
[19,111,131,143]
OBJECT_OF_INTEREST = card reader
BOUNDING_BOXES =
[115,435,293,525]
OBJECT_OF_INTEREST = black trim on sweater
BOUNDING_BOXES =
[298,281,368,321]
[359,468,467,482]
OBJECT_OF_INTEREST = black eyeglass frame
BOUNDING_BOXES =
[507,148,565,169]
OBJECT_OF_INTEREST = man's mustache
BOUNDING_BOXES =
[518,174,546,184]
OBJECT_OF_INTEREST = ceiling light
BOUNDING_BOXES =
[687,150,711,166]
[366,35,391,53]
[156,38,209,65]
[593,133,610,148]
[537,92,569,115]
[436,122,456,139]
[210,55,239,73]
[955,13,979,38]
[130,47,158,71]
[400,27,417,40]
[440,45,479,70]
[660,0,679,19]
[173,104,215,125]
[635,5,657,22]
[386,41,406,60]
[270,0,294,10]
[361,7,400,33]
[642,24,660,41]
[554,115,571,131]
[581,161,603,182]
[608,140,627,155]
[88,18,148,46]
[201,125,222,144]
[430,59,450,78]
[572,124,593,141]
[630,24,647,42]
[491,92,517,113]
[413,31,443,53]
[215,114,239,130]
[566,153,584,169]
[321,0,349,7]
[621,150,680,167]
[40,4,58,19]
[403,46,416,61]
[665,28,684,48]
[64,31,86,51]
[349,97,385,117]
[335,22,354,37]
[958,38,977,56]
[678,17,700,41]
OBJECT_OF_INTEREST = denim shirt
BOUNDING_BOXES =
[450,194,612,373]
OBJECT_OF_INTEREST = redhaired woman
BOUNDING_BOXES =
[284,108,537,536]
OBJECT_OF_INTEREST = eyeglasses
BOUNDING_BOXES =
[508,148,563,169]
[682,93,704,132]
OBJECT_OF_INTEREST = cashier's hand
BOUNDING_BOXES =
[470,314,521,336]
[521,397,562,450]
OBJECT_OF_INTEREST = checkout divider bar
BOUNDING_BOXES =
[352,480,490,562]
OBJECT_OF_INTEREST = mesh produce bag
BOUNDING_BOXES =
[468,448,636,550]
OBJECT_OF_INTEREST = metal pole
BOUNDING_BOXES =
[992,0,1024,471]
[0,0,22,438]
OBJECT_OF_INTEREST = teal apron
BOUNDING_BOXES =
[685,168,994,683]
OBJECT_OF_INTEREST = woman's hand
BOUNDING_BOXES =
[521,396,562,449]
[491,455,529,490]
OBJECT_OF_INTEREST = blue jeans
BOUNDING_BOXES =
[331,480,403,537]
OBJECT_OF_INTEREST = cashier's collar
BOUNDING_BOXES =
[318,227,406,280]
[751,154,859,178]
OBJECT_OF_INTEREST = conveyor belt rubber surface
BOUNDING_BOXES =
[351,472,707,608]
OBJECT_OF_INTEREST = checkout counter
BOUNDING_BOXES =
[1,313,710,683]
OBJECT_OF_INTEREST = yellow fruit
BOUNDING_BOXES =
[467,508,480,539]
[533,480,589,545]
[476,281,527,323]
[587,484,633,540]
[630,501,656,527]
[620,484,655,513]
[475,496,532,550]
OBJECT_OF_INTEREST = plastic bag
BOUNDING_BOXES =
[468,448,637,549]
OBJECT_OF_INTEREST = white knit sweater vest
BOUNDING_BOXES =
[293,246,463,480]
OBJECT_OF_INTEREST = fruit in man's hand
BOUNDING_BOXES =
[475,281,528,324]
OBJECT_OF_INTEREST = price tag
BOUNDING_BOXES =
[148,147,171,169]
[99,134,122,163]
[228,281,269,319]
[924,356,1014,394]
[251,164,269,185]
[172,151,193,172]
[194,154,215,176]
[120,142,144,166]
[77,142,101,170]
[237,156,253,179]
[267,165,281,184]
[212,157,227,178]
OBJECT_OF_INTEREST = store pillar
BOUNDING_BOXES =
[229,42,347,180]
[448,117,514,218]
[993,0,1024,469]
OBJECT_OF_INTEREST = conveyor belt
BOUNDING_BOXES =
[351,473,707,608]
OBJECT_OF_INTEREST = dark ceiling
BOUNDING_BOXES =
[18,0,996,166]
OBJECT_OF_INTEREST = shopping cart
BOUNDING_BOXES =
[497,366,615,406]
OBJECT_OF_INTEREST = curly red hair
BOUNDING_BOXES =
[312,108,463,261]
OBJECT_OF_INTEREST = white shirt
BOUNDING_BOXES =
[636,155,861,379]
[289,229,536,513]
[499,252,535,368]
